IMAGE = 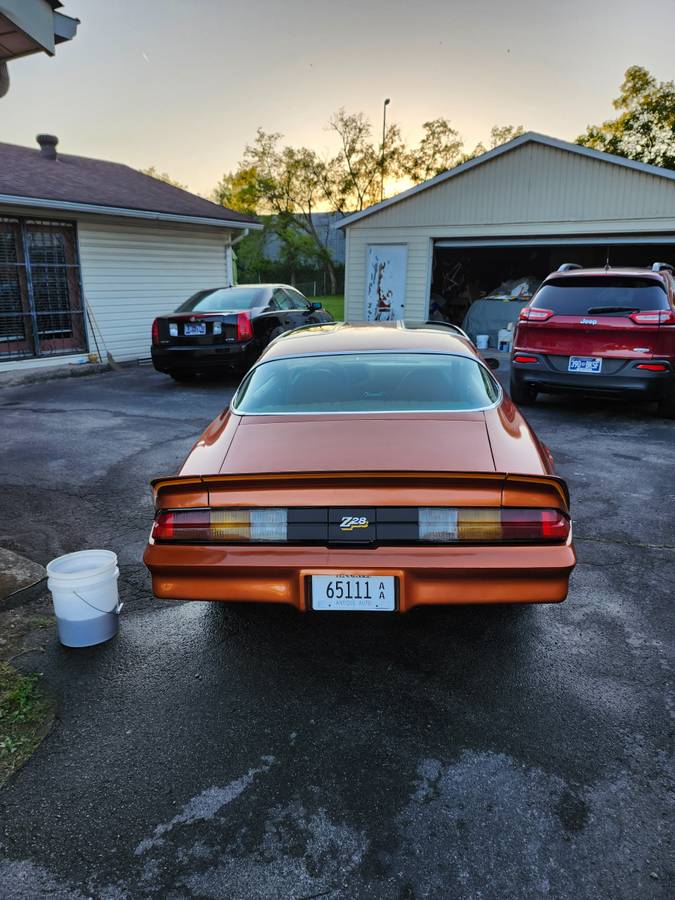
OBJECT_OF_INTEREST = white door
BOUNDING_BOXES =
[365,244,407,321]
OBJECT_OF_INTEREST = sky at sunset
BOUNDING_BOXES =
[2,0,674,197]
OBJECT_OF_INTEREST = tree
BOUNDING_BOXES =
[577,66,675,170]
[212,165,261,214]
[489,124,524,148]
[402,118,464,182]
[322,109,405,213]
[237,130,341,292]
[140,166,188,190]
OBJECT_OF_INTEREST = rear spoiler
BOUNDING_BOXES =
[150,471,570,512]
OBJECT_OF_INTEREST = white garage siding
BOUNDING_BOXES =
[342,135,675,322]
[345,230,431,322]
[78,219,231,362]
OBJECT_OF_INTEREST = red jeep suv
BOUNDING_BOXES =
[510,263,675,418]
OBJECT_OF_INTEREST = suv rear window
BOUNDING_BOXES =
[531,276,668,315]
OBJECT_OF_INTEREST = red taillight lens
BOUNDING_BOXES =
[236,312,253,341]
[519,307,553,322]
[513,354,539,364]
[151,318,160,345]
[500,509,570,542]
[636,363,669,371]
[629,309,675,325]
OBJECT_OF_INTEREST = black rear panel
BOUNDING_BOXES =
[288,508,418,544]
[158,315,238,345]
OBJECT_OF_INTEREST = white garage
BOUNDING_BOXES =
[338,133,675,343]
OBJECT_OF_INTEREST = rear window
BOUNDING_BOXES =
[532,277,668,315]
[176,287,265,313]
[233,352,500,414]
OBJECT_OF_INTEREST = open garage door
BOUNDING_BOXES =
[430,235,675,348]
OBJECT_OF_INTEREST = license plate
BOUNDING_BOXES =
[184,323,206,336]
[311,574,396,611]
[568,356,602,374]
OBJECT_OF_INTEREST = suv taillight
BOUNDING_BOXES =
[519,307,553,322]
[151,318,160,345]
[237,312,253,341]
[629,309,675,325]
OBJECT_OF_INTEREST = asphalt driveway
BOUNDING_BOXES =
[0,364,673,899]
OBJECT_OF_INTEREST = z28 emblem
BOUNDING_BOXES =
[340,516,369,531]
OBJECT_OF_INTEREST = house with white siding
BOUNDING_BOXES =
[337,133,675,330]
[0,135,259,372]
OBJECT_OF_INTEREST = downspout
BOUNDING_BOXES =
[225,228,249,287]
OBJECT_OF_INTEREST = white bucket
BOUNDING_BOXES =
[46,550,122,648]
[498,328,513,352]
[476,334,489,350]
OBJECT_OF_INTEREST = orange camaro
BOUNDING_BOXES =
[143,323,575,612]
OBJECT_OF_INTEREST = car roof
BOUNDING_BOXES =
[260,321,479,361]
[193,284,296,292]
[543,267,670,284]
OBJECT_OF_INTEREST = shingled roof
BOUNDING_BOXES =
[0,138,259,228]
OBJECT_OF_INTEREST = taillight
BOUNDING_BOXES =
[513,354,539,364]
[237,312,253,341]
[152,508,287,542]
[629,310,675,325]
[418,508,570,543]
[151,318,160,345]
[636,363,669,372]
[519,307,553,322]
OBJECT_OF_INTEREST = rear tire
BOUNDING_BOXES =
[509,374,538,406]
[657,386,675,419]
[169,371,198,382]
[267,326,287,345]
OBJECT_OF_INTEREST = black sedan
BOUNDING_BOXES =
[151,284,333,380]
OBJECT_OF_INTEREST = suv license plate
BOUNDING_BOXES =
[311,574,396,611]
[568,356,602,374]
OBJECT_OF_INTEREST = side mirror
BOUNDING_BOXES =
[484,357,500,371]
[309,301,322,311]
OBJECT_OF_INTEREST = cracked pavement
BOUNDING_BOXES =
[0,365,673,899]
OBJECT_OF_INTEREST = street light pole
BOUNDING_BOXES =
[381,97,390,203]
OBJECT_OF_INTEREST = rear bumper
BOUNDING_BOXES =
[151,341,258,373]
[512,353,674,398]
[143,541,576,611]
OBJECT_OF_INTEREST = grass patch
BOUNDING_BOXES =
[314,295,344,320]
[0,660,51,786]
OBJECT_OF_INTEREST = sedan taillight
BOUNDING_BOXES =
[237,312,253,341]
[152,508,287,542]
[151,318,160,345]
[629,309,675,325]
[519,307,554,322]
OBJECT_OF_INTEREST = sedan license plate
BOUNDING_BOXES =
[568,356,602,374]
[311,574,396,611]
[184,323,206,336]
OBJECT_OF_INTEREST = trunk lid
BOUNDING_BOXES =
[155,311,240,346]
[219,414,496,475]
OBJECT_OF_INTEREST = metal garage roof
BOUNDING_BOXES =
[336,133,675,229]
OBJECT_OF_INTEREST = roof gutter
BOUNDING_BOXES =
[0,193,262,230]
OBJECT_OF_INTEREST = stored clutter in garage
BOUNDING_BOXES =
[337,133,675,347]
